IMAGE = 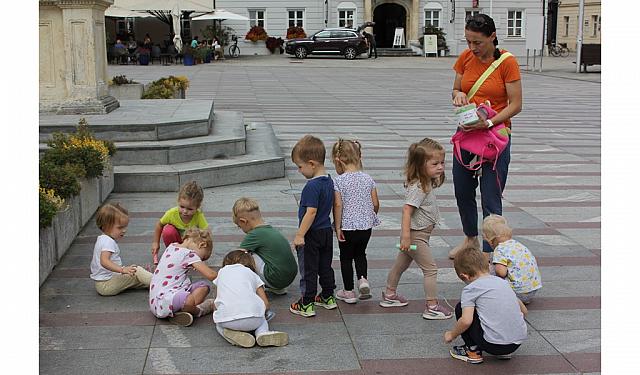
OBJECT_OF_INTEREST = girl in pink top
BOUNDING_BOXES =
[149,228,218,326]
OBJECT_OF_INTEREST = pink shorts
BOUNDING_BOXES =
[171,281,210,312]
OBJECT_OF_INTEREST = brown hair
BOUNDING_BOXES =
[453,246,488,278]
[183,228,213,260]
[232,197,261,224]
[291,135,326,164]
[222,249,257,273]
[95,203,129,232]
[332,139,363,171]
[482,214,512,246]
[404,137,445,192]
[178,181,204,208]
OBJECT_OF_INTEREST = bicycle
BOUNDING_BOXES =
[548,43,569,57]
[228,35,240,58]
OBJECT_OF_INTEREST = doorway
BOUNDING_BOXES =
[373,3,406,48]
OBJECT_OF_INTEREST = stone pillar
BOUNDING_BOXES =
[39,0,118,115]
[364,0,372,23]
[410,0,420,43]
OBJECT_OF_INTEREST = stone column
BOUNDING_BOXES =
[39,0,118,115]
[409,0,420,43]
[364,0,372,23]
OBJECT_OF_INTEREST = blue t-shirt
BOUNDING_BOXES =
[298,175,334,231]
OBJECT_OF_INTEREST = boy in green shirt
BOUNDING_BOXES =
[233,197,298,294]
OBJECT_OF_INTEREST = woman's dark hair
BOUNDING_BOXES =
[465,13,501,60]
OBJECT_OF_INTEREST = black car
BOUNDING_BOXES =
[285,28,368,60]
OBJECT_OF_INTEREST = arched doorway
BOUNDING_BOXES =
[373,3,406,48]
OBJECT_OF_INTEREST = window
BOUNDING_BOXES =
[425,10,440,28]
[288,9,304,28]
[465,10,481,22]
[564,16,570,37]
[507,10,523,37]
[315,31,332,38]
[591,15,598,37]
[338,9,355,28]
[249,9,265,28]
[181,17,191,39]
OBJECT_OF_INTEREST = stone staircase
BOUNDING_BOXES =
[39,99,285,192]
[377,48,421,57]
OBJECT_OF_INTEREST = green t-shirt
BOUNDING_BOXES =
[240,225,297,289]
[160,207,208,237]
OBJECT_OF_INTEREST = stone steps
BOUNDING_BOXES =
[113,122,285,192]
[110,111,246,165]
[377,48,420,57]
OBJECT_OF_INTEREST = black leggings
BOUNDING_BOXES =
[455,303,520,355]
[338,229,372,290]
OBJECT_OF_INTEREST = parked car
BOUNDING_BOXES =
[285,28,368,60]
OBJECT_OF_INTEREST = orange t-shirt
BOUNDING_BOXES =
[453,49,521,128]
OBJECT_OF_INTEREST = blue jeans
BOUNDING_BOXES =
[452,137,511,252]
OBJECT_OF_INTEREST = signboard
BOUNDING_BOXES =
[423,34,438,57]
[526,14,544,50]
[392,27,405,48]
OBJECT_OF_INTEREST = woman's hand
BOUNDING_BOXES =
[460,117,490,132]
[452,91,469,107]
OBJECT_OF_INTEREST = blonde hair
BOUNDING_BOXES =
[222,249,257,273]
[404,137,445,192]
[332,139,363,172]
[95,203,129,232]
[291,135,326,164]
[232,197,262,224]
[183,228,213,260]
[453,246,488,278]
[482,214,513,245]
[178,181,204,208]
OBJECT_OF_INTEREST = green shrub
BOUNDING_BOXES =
[39,160,82,199]
[142,76,190,99]
[109,75,137,85]
[142,84,174,99]
[39,187,66,229]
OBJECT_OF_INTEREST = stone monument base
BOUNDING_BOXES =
[40,95,120,115]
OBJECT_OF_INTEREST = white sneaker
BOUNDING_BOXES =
[357,277,371,300]
[222,328,255,348]
[256,331,289,347]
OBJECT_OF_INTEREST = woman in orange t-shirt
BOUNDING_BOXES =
[448,14,522,261]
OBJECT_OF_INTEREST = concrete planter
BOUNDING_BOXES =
[39,166,114,286]
[109,83,144,100]
[173,88,186,99]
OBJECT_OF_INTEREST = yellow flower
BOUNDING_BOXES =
[39,186,66,210]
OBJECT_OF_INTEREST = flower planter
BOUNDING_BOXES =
[109,83,144,100]
[172,88,186,99]
[183,54,194,66]
[139,54,150,65]
[39,166,115,286]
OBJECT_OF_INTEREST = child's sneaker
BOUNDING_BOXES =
[314,295,338,309]
[222,328,256,348]
[450,345,483,364]
[422,303,453,320]
[168,311,194,327]
[195,299,215,317]
[379,291,409,307]
[289,300,316,317]
[256,331,289,347]
[357,277,372,299]
[336,289,357,304]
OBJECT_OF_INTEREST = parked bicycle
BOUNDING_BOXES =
[229,35,240,58]
[549,43,569,57]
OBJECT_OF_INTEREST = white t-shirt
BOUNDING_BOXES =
[212,264,265,323]
[405,182,440,230]
[90,234,121,281]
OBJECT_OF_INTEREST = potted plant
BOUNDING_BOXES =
[245,26,268,42]
[108,75,143,100]
[266,37,284,54]
[286,26,307,40]
[142,76,190,99]
[138,47,151,65]
[182,45,195,66]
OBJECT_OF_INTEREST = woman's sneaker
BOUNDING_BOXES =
[222,328,256,348]
[357,277,372,300]
[450,345,483,364]
[168,311,194,327]
[422,303,453,320]
[256,331,289,347]
[336,289,357,304]
[379,291,409,307]
[289,300,316,317]
[314,295,338,309]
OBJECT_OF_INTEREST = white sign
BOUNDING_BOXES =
[525,15,544,50]
[392,27,405,48]
[423,34,438,56]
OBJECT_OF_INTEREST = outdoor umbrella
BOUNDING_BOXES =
[104,5,153,18]
[191,9,249,21]
[113,0,213,51]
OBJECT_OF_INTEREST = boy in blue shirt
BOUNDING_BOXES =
[289,135,337,317]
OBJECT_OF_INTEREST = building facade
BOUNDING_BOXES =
[121,1,544,56]
[555,0,600,51]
